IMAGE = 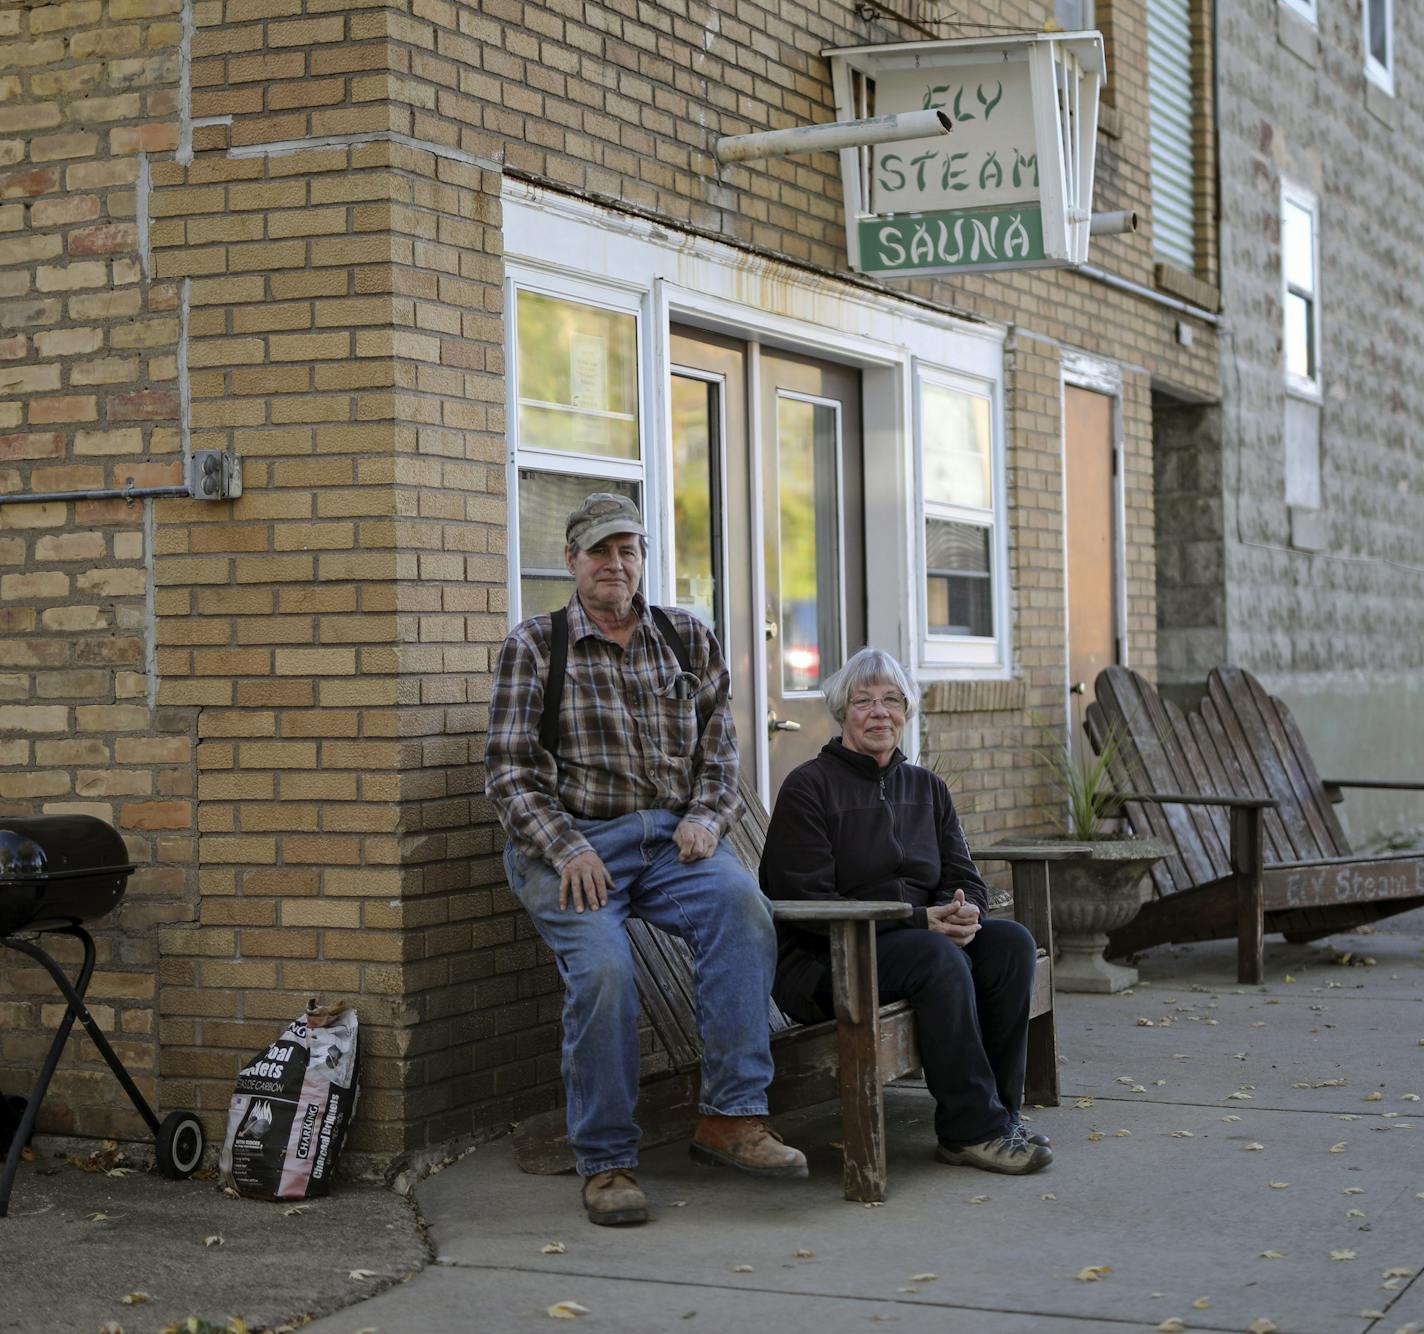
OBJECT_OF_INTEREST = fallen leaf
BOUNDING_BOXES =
[547,1302,589,1320]
[1169,1130,1194,1138]
[541,1242,567,1255]
[1233,1052,1248,1060]
[969,1195,990,1204]
[1269,1181,1291,1189]
[1248,1320,1278,1334]
[204,1234,223,1248]
[1329,1142,1348,1153]
[1260,1250,1287,1260]
[1191,1297,1211,1309]
[1136,1018,1155,1027]
[1243,1142,1265,1152]
[1363,1091,1384,1102]
[863,1201,884,1208]
[1227,1091,1254,1101]
[1113,1129,1132,1137]
[106,1168,133,1178]
[731,1264,753,1273]
[1087,1131,1104,1142]
[793,1249,815,1258]
[120,1294,150,1306]
[87,1211,112,1222]
[282,1205,308,1217]
[348,1269,377,1281]
[1330,1249,1357,1261]
[1346,1209,1366,1218]
[1401,1093,1420,1102]
[910,1273,937,1282]
[98,1323,124,1334]
[1076,1265,1112,1282]
[1284,974,1296,983]
[670,1201,687,1207]
[1221,1115,1242,1123]
[1157,1320,1186,1333]
[1074,1097,1094,1109]
[1344,1187,1365,1195]
[1041,1193,1057,1201]
[221,1186,240,1199]
[1359,1312,1386,1320]
[897,1286,920,1294]
[1382,1267,1414,1278]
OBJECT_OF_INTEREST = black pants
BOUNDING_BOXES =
[773,919,1037,1147]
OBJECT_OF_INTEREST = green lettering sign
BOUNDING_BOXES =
[858,206,1046,275]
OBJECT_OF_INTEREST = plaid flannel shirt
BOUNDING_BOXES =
[487,592,744,871]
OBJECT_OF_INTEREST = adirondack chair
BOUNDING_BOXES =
[1085,664,1424,984]
[512,779,1069,1203]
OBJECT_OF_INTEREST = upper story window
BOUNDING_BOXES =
[1281,182,1322,399]
[1365,0,1393,93]
[1053,0,1095,29]
[917,370,1007,670]
[1146,0,1197,272]
[1279,0,1317,25]
[510,280,646,617]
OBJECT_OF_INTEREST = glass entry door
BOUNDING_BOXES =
[668,328,864,799]
[760,350,864,791]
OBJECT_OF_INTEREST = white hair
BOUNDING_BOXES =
[821,647,918,724]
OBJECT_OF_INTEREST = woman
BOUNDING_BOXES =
[759,646,1051,1175]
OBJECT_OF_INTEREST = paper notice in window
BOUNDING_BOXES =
[569,332,608,411]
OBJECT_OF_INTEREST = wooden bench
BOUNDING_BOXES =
[512,783,1069,1202]
[1086,664,1424,984]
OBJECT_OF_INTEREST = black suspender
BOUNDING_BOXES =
[539,605,694,764]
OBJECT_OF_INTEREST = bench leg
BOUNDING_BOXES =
[829,919,887,1203]
[1231,807,1265,985]
[1012,859,1059,1107]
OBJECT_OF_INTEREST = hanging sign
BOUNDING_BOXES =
[826,33,1105,277]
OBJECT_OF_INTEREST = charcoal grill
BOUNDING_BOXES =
[0,814,205,1216]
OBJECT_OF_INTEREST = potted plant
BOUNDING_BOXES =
[1036,725,1171,993]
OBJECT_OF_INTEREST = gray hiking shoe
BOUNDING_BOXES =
[936,1122,1052,1175]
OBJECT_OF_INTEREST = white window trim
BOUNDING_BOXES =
[1279,0,1317,26]
[501,179,1011,700]
[1281,179,1323,403]
[1364,0,1394,94]
[914,365,1009,672]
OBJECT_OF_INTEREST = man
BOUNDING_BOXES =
[488,492,806,1226]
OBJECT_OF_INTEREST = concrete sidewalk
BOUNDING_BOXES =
[3,913,1421,1333]
[309,914,1424,1334]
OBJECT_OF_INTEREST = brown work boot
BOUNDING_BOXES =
[581,1168,649,1226]
[689,1115,809,1178]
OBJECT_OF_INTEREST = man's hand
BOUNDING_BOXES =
[927,889,981,947]
[672,819,718,863]
[559,850,614,913]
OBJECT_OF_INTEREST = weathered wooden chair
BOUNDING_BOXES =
[1086,664,1424,984]
[512,780,1067,1202]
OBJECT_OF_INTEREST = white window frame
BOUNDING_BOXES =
[1280,179,1323,402]
[1279,0,1317,26]
[505,270,657,621]
[501,180,1010,695]
[1364,0,1393,94]
[914,365,1009,671]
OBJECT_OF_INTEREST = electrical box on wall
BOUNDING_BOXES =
[190,449,242,501]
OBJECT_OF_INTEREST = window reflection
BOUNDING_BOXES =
[670,374,722,640]
[777,395,842,693]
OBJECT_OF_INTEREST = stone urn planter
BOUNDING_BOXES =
[1047,837,1172,993]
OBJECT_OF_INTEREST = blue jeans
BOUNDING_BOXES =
[505,809,778,1177]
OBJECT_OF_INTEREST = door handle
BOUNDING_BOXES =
[1070,681,1086,695]
[767,711,801,734]
[764,620,778,641]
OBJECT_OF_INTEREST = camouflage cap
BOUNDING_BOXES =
[565,492,646,551]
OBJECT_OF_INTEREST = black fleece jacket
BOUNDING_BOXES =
[759,739,991,959]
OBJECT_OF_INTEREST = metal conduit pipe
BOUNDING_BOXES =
[0,483,191,507]
[1076,262,1223,327]
[716,108,952,166]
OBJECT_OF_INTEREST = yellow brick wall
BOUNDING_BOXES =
[0,0,187,1141]
[0,0,1217,1159]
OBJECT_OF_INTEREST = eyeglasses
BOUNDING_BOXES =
[848,692,908,714]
